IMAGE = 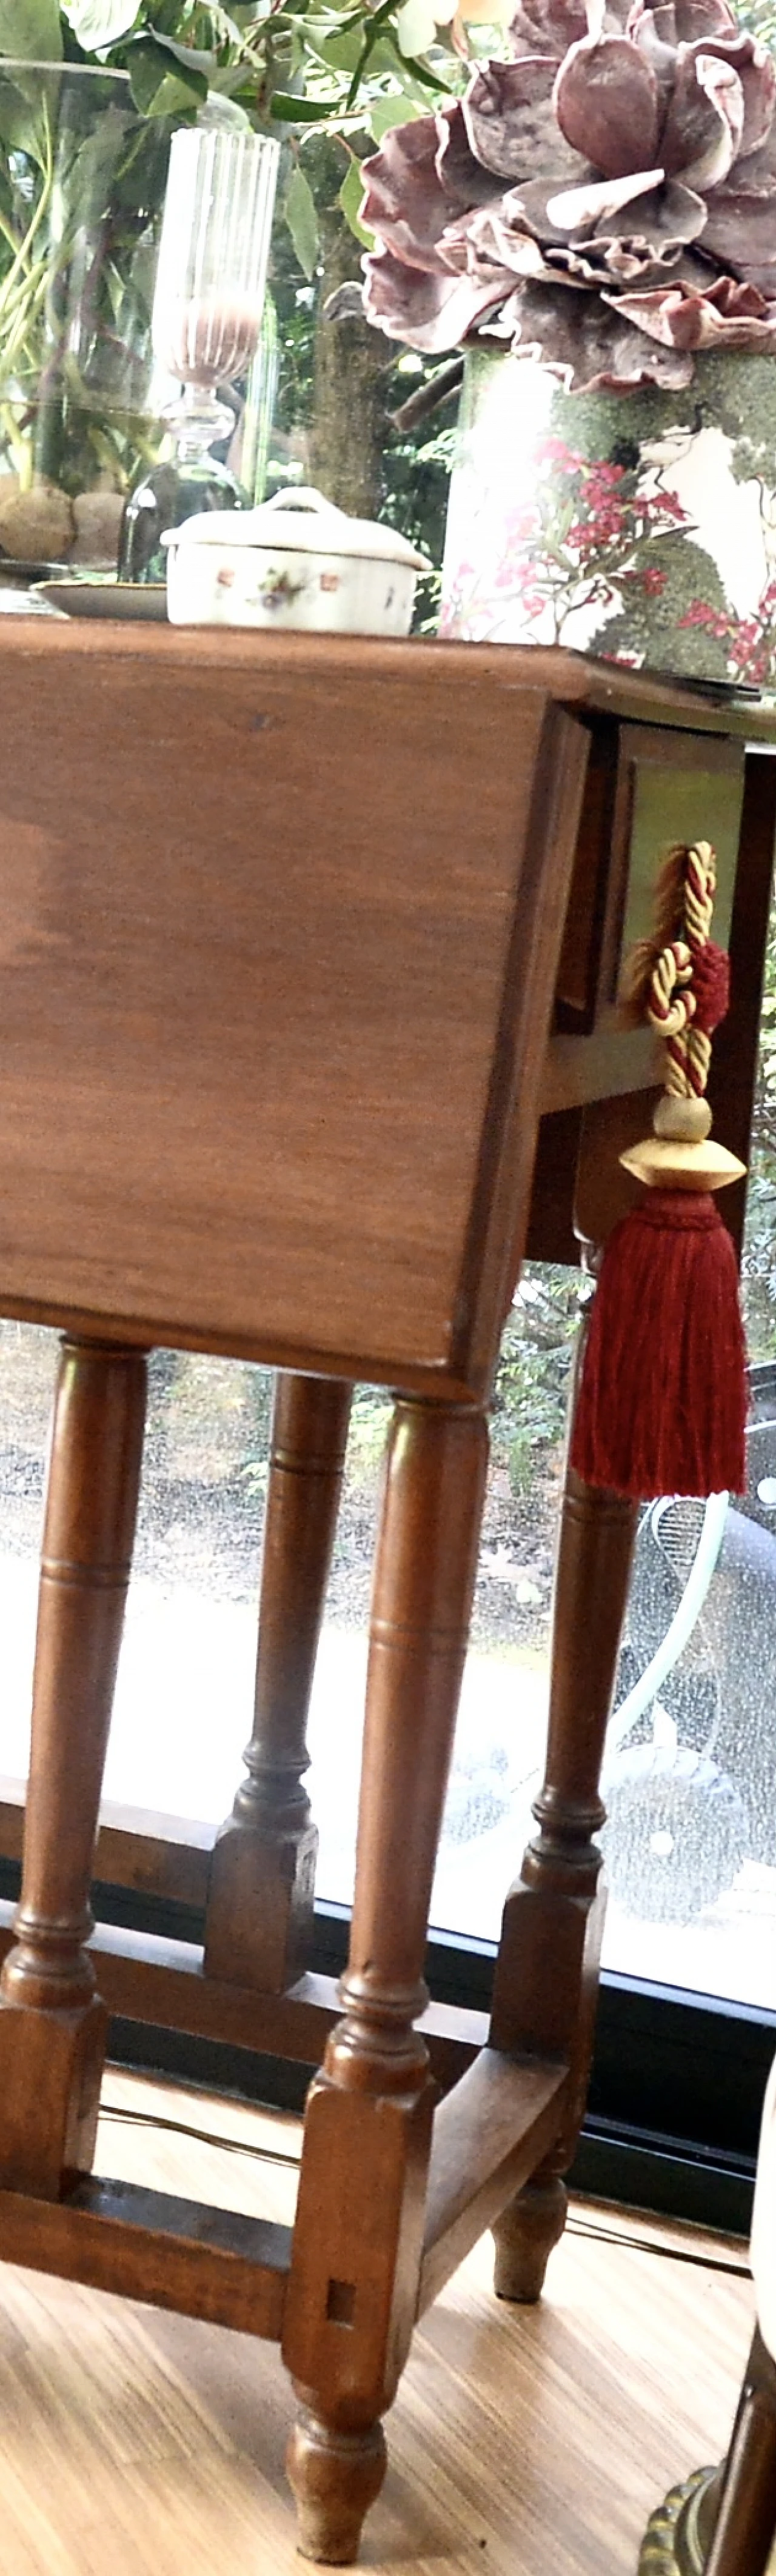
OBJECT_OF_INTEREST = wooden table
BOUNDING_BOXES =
[0,624,772,2565]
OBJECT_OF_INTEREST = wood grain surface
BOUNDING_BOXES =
[0,2066,755,2576]
[0,1899,487,2091]
[418,2049,569,2312]
[0,2174,290,2338]
[0,627,589,1398]
[0,1779,215,1912]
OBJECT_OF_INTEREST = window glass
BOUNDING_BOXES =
[1,1188,774,2016]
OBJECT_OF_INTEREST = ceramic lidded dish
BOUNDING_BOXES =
[162,486,428,634]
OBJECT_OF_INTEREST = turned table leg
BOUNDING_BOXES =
[490,1444,638,2302]
[204,1373,352,1993]
[0,1338,146,2199]
[283,1396,489,2564]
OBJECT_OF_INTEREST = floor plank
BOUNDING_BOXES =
[0,2070,755,2575]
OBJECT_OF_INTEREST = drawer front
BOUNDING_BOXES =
[543,721,745,1116]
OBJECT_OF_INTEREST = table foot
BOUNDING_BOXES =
[286,2412,386,2564]
[492,2173,568,2304]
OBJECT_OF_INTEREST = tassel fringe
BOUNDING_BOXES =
[570,1190,747,1502]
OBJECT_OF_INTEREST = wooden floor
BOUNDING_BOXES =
[0,2070,755,2576]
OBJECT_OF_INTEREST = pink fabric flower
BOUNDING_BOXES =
[359,0,776,385]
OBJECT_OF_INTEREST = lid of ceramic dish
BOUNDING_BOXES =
[161,487,428,570]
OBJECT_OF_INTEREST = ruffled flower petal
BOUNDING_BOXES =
[723,115,776,192]
[661,48,743,187]
[681,33,775,156]
[440,201,547,273]
[360,107,497,268]
[631,7,682,118]
[487,273,697,379]
[463,55,586,178]
[553,34,660,176]
[701,179,776,290]
[500,168,705,267]
[604,270,776,344]
[363,244,514,347]
[435,101,506,210]
[544,165,666,225]
[507,0,588,56]
[590,173,707,242]
[356,0,776,380]
[671,0,738,36]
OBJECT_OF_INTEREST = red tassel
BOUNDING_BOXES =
[570,1190,747,1501]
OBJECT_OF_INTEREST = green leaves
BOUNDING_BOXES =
[62,0,140,45]
[369,92,420,138]
[338,151,371,245]
[2,0,457,153]
[344,0,396,107]
[305,22,363,68]
[337,101,419,245]
[0,0,62,57]
[270,89,336,118]
[128,30,209,110]
[284,158,318,275]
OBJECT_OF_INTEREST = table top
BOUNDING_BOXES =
[8,616,776,740]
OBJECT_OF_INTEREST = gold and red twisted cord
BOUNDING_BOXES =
[645,841,716,1101]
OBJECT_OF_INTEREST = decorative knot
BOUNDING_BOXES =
[638,839,726,1104]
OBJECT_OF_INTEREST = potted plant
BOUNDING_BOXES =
[356,0,776,682]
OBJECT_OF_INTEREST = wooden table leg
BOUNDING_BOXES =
[0,1338,146,2200]
[283,1396,488,2564]
[489,1449,638,2303]
[204,1373,352,1993]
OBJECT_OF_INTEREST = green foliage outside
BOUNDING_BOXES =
[0,0,469,526]
[490,1271,578,1496]
[3,0,477,289]
[735,0,776,36]
[333,1270,580,1503]
[15,0,458,143]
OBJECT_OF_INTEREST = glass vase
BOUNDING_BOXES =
[118,125,279,583]
[0,61,175,578]
[440,347,776,693]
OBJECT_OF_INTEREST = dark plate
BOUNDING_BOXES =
[38,580,168,622]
